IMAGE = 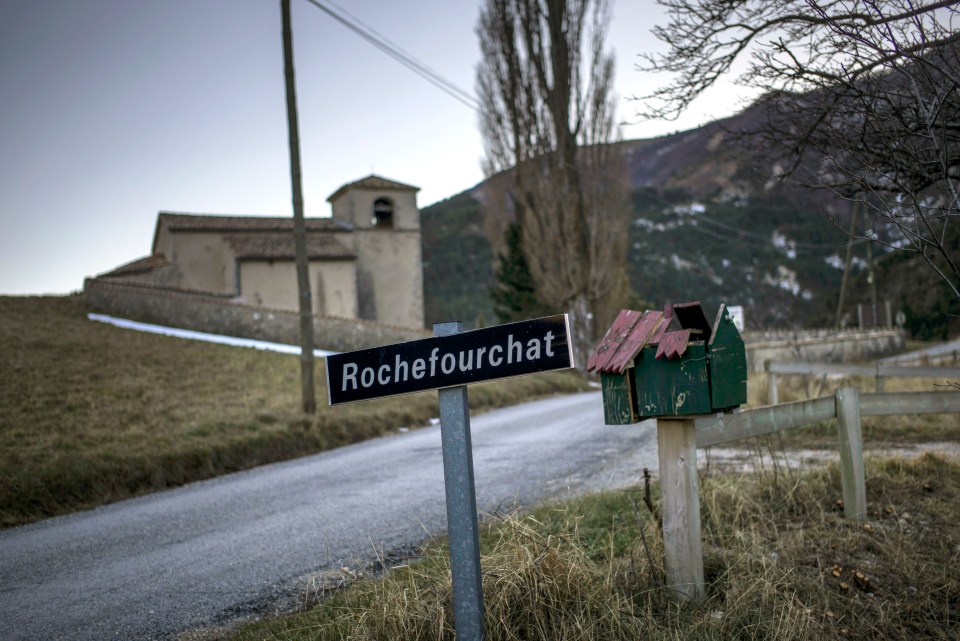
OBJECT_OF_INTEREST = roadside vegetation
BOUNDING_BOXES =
[217,354,960,640]
[229,452,960,641]
[0,296,586,528]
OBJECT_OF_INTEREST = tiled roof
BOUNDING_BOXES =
[99,253,170,277]
[158,212,351,233]
[327,174,419,202]
[588,302,713,373]
[227,234,355,261]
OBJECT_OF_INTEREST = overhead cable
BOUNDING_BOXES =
[301,0,480,112]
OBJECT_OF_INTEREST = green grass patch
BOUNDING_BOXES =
[0,296,587,528]
[230,453,960,640]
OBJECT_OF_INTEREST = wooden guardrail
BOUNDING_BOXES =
[764,361,960,403]
[655,389,960,601]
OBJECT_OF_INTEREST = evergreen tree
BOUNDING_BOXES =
[491,222,545,323]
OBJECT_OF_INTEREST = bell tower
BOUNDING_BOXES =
[328,175,424,328]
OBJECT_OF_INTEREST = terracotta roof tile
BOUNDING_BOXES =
[588,301,711,372]
[158,212,351,233]
[99,253,170,277]
[227,234,355,261]
[326,174,419,202]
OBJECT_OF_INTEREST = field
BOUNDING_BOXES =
[0,296,586,528]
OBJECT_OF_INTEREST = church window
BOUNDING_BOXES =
[372,198,394,228]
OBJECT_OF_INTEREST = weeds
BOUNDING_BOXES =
[231,453,960,641]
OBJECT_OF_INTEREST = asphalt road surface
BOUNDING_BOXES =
[0,391,660,640]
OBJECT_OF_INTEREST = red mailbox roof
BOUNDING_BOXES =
[588,301,710,373]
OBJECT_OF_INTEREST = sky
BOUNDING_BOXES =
[0,0,749,296]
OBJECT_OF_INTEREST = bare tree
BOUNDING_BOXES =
[476,0,631,365]
[639,0,960,298]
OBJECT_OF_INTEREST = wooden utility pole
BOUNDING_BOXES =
[835,200,860,329]
[280,0,316,414]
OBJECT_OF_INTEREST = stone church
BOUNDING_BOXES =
[96,175,424,329]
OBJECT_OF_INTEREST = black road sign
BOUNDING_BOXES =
[326,314,574,405]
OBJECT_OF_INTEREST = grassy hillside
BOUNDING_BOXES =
[0,296,585,527]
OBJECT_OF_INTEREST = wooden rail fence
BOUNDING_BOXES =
[765,360,960,403]
[656,389,960,601]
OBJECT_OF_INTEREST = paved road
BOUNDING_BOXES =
[0,391,659,640]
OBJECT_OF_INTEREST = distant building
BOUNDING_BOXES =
[94,175,424,329]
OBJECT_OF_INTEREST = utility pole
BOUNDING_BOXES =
[835,200,860,329]
[280,0,317,414]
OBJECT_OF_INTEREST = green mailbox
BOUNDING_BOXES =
[587,302,747,425]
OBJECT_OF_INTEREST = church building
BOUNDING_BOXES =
[96,175,424,329]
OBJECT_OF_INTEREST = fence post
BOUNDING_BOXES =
[765,361,778,405]
[835,387,867,521]
[875,364,885,393]
[656,418,705,601]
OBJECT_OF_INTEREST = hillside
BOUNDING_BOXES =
[0,296,585,527]
[422,104,954,334]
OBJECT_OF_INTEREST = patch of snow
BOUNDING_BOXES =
[87,313,339,357]
[772,231,797,258]
[824,254,844,269]
[671,254,697,271]
[673,202,706,216]
[763,265,802,296]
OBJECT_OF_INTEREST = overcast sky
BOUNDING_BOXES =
[0,0,749,295]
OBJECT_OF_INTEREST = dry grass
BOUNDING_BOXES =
[745,370,960,447]
[0,296,586,528]
[229,452,960,641]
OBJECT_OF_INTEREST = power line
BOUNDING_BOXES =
[301,0,480,112]
[694,214,861,250]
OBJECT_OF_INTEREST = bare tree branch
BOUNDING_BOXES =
[639,0,960,299]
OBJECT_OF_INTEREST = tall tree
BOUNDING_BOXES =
[639,0,960,299]
[476,0,631,367]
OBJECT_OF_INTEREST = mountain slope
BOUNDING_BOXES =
[422,104,950,334]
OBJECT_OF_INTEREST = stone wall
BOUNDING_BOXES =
[742,328,905,372]
[82,277,430,352]
[84,277,906,363]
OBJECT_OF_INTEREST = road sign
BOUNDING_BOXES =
[325,314,575,641]
[326,314,574,405]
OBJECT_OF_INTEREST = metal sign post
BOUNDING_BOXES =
[325,314,575,640]
[435,321,485,641]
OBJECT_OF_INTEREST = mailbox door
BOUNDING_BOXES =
[708,312,748,411]
[600,371,639,425]
[633,343,711,418]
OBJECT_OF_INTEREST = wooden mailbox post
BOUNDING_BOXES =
[588,302,747,601]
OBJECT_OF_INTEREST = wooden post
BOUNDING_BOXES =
[280,0,316,414]
[835,388,867,521]
[766,360,779,405]
[875,364,885,393]
[656,418,705,601]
